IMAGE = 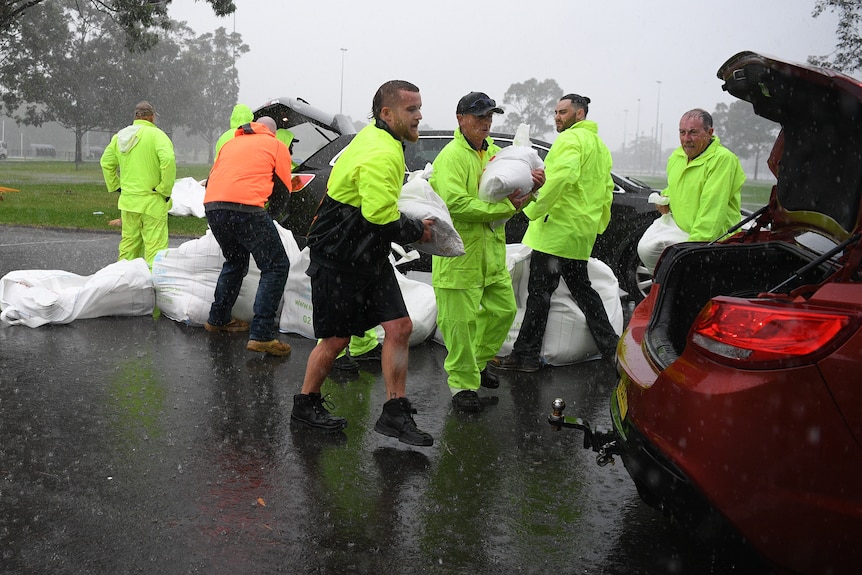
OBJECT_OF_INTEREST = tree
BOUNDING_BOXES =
[1,0,237,51]
[0,0,244,165]
[712,100,779,180]
[0,1,131,163]
[179,27,249,164]
[500,78,562,138]
[809,0,862,73]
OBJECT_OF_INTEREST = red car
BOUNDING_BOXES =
[551,51,862,575]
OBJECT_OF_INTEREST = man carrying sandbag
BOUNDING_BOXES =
[293,80,436,447]
[637,108,746,273]
[430,92,543,412]
[495,93,618,372]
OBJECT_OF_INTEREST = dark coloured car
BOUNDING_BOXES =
[551,51,862,575]
[269,128,660,301]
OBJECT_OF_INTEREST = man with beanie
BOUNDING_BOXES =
[291,80,435,447]
[100,100,176,268]
[203,115,294,356]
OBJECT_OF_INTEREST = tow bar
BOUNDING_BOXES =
[548,398,623,467]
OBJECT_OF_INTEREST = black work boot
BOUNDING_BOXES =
[291,393,348,432]
[374,397,433,447]
[480,368,499,389]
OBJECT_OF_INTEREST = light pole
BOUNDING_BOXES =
[622,109,628,169]
[339,48,347,114]
[635,98,641,172]
[654,80,662,173]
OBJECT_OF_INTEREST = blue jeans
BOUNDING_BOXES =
[206,209,290,341]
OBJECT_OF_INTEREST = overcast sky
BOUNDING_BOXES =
[171,0,840,150]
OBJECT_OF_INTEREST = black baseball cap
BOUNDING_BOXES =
[456,92,504,116]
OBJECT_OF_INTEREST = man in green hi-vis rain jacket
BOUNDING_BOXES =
[430,91,540,412]
[661,108,745,241]
[101,101,176,268]
[495,93,619,373]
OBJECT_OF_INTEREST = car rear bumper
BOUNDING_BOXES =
[611,379,712,527]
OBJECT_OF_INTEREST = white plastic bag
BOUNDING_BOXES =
[152,222,298,326]
[152,229,261,326]
[398,164,465,257]
[168,177,207,218]
[500,244,623,365]
[637,213,689,274]
[478,124,544,203]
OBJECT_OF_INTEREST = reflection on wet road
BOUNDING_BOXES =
[0,227,768,574]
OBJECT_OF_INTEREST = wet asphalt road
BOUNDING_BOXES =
[0,226,769,575]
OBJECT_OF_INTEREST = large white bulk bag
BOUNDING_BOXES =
[0,259,154,327]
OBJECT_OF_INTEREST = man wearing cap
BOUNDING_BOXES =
[203,116,295,356]
[100,100,176,267]
[430,92,543,411]
[495,93,619,372]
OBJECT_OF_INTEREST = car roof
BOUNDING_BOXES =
[719,51,862,237]
[299,129,657,196]
[253,97,356,135]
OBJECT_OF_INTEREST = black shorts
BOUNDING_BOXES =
[307,262,409,338]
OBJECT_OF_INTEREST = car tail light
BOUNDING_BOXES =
[291,174,315,192]
[690,296,861,368]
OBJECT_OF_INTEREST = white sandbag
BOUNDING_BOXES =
[398,164,465,257]
[152,228,273,326]
[397,269,437,345]
[168,177,206,218]
[0,259,154,327]
[637,213,689,274]
[278,234,315,339]
[496,245,624,366]
[478,146,544,204]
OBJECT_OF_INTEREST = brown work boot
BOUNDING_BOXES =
[204,319,249,333]
[246,339,291,356]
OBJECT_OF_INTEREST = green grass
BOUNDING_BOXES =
[0,160,211,237]
[634,175,773,212]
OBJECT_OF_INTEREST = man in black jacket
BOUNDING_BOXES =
[291,80,435,447]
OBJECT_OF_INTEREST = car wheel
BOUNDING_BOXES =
[618,235,653,303]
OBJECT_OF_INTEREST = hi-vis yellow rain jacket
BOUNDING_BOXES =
[306,122,424,275]
[430,129,516,289]
[662,135,745,242]
[522,119,613,261]
[214,104,254,160]
[101,118,176,220]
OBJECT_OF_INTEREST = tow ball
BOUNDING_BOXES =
[548,398,623,467]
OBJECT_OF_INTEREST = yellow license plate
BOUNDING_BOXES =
[616,375,629,421]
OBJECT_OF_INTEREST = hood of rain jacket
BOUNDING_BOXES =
[214,104,255,158]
